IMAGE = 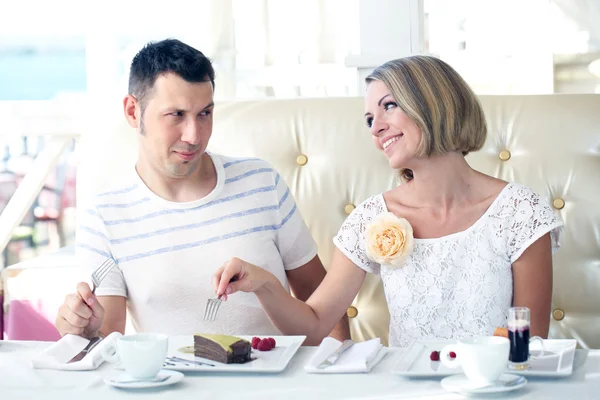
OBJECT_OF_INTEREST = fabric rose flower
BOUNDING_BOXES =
[365,212,414,268]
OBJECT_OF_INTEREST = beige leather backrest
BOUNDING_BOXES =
[77,94,600,348]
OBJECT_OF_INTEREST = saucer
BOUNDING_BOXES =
[441,373,527,395]
[531,349,558,358]
[104,369,184,389]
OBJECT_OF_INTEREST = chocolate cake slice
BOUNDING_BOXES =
[194,334,253,364]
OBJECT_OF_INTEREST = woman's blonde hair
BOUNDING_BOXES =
[366,55,487,181]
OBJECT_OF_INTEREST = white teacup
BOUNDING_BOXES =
[441,336,509,386]
[101,333,168,379]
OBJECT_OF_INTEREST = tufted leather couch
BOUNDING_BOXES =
[2,95,599,348]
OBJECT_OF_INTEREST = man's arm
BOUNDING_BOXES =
[286,255,351,343]
[97,296,127,337]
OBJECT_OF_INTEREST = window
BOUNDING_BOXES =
[424,0,600,94]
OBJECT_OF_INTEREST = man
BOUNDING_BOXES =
[55,39,349,344]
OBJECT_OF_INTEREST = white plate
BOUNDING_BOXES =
[163,335,306,373]
[104,369,184,389]
[391,339,577,377]
[441,373,527,395]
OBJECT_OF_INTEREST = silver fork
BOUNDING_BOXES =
[91,258,117,294]
[203,295,224,322]
[203,276,237,321]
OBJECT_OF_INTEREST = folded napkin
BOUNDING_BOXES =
[31,332,122,371]
[304,337,387,374]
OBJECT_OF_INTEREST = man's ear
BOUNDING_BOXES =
[123,95,140,128]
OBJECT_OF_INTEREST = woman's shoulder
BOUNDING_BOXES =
[337,193,388,234]
[505,181,538,195]
[489,181,563,232]
[351,193,388,219]
[493,181,546,212]
[490,182,563,261]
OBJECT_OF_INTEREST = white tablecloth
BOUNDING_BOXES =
[1,340,599,399]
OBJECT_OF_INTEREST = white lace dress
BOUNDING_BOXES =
[333,182,563,347]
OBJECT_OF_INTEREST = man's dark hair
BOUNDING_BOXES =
[128,38,215,109]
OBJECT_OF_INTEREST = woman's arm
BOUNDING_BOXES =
[512,233,553,338]
[214,248,366,344]
[285,255,351,342]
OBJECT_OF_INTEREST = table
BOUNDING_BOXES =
[1,340,599,399]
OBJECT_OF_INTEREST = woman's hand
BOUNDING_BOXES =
[212,257,275,301]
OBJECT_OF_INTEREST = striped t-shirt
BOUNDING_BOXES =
[76,152,318,336]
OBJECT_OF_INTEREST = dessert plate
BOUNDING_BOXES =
[391,339,577,377]
[162,335,306,373]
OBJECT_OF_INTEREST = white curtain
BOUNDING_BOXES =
[231,0,360,99]
[83,0,359,101]
[551,0,600,51]
[426,0,554,94]
[84,0,234,101]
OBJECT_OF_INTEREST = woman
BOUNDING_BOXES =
[212,56,563,347]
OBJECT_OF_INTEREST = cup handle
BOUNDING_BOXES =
[529,336,545,358]
[100,340,120,363]
[440,345,460,368]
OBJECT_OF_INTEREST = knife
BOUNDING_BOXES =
[165,356,215,367]
[316,339,355,369]
[68,336,102,363]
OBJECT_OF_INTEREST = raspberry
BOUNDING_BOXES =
[257,338,273,351]
[251,337,261,349]
[429,350,440,361]
[267,337,276,348]
[449,351,457,359]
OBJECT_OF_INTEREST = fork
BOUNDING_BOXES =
[203,276,237,321]
[91,258,117,294]
[165,356,215,367]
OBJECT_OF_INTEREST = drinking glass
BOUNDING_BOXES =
[507,307,545,370]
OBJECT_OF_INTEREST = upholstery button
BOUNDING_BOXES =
[552,308,565,321]
[346,306,358,318]
[498,150,511,161]
[344,204,356,215]
[296,154,308,166]
[552,198,565,210]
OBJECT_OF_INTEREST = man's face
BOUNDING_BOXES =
[136,73,214,178]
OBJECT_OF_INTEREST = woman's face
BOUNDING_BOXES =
[364,80,422,169]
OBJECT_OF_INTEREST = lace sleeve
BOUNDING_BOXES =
[333,195,385,274]
[505,185,564,263]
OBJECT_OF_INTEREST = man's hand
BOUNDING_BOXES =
[55,282,105,338]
